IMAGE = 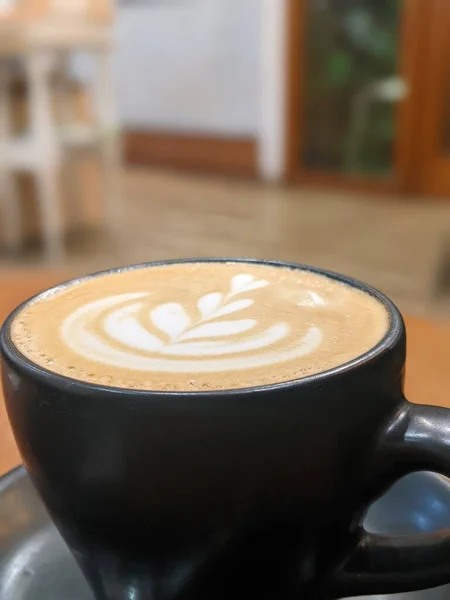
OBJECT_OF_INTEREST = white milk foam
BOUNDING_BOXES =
[11,263,389,391]
[61,276,322,373]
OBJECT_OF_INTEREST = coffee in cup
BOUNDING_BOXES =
[11,261,388,391]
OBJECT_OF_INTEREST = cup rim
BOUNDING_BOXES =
[0,258,404,398]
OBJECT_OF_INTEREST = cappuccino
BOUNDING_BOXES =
[11,262,389,391]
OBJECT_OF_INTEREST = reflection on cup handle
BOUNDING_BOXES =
[329,402,450,596]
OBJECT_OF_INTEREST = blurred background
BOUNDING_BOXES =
[0,0,449,318]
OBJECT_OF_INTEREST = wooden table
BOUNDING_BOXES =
[0,271,449,476]
[0,0,112,24]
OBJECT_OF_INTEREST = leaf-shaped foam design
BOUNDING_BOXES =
[104,303,164,352]
[197,292,222,318]
[167,323,288,355]
[297,291,326,307]
[239,280,268,293]
[151,303,191,341]
[177,319,256,341]
[231,274,254,294]
[210,298,253,319]
[230,274,268,296]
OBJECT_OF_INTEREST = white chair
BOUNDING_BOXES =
[55,48,121,232]
[46,0,121,234]
[0,8,119,259]
[0,52,64,259]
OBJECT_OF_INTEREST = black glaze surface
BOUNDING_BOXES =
[2,467,450,600]
[1,259,450,600]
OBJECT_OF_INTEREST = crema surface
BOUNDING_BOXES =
[11,262,389,391]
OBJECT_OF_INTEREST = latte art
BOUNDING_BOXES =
[10,262,389,390]
[61,274,323,373]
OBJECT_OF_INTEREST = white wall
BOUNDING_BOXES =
[113,0,261,136]
[72,0,287,179]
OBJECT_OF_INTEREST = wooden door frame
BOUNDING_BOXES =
[411,0,450,199]
[284,0,425,194]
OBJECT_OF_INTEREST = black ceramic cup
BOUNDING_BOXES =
[1,259,450,600]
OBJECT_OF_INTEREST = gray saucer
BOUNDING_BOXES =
[1,467,450,600]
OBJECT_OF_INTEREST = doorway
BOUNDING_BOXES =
[285,0,450,198]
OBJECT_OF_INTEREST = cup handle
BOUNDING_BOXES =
[329,401,450,597]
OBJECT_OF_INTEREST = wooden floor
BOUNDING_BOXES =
[1,167,449,319]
